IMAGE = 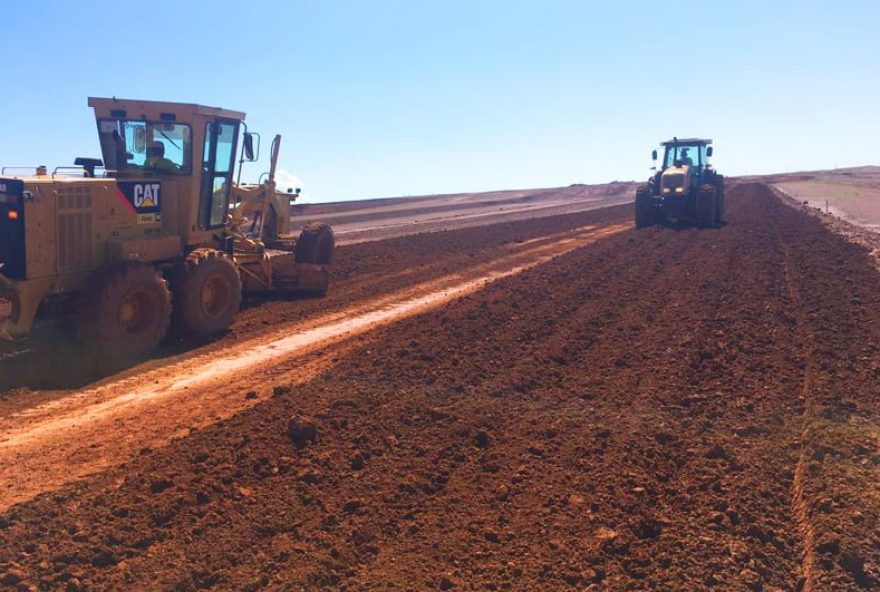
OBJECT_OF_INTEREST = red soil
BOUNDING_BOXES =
[2,185,880,591]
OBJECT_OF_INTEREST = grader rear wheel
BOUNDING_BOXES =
[76,263,172,357]
[172,248,242,338]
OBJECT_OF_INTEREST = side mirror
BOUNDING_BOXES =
[706,146,713,157]
[242,132,260,162]
[651,150,658,161]
[243,133,255,162]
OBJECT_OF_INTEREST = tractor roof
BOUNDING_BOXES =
[661,138,712,147]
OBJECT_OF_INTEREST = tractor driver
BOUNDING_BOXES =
[676,148,694,167]
[145,141,179,174]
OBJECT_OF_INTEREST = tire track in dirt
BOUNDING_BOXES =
[775,218,819,592]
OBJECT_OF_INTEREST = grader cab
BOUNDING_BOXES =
[0,97,333,356]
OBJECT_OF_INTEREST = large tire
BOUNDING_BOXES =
[76,263,171,357]
[715,178,726,225]
[634,186,656,229]
[295,222,335,265]
[696,184,717,228]
[172,248,242,338]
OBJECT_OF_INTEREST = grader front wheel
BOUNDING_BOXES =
[172,248,242,338]
[295,222,335,265]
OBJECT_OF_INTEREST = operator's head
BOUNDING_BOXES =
[147,141,165,158]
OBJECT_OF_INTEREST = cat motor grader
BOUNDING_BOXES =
[634,137,725,228]
[0,97,334,356]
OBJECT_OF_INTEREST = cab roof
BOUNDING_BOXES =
[661,138,712,147]
[87,97,246,122]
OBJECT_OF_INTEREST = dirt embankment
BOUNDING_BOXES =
[2,185,880,590]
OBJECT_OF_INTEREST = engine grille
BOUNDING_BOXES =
[57,186,94,272]
[662,173,686,193]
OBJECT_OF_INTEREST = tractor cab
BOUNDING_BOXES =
[659,139,713,171]
[652,138,713,198]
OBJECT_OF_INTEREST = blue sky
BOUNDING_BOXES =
[1,1,877,202]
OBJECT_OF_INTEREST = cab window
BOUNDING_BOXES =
[97,119,192,175]
[664,145,704,168]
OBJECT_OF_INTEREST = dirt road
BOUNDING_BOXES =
[1,184,880,590]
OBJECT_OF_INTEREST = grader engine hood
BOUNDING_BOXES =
[660,165,691,196]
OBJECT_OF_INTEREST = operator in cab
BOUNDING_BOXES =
[145,141,178,174]
[676,148,694,167]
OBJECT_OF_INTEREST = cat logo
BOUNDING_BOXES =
[133,183,161,208]
[117,182,162,214]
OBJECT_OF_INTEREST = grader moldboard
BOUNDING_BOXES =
[0,97,334,357]
[634,138,725,229]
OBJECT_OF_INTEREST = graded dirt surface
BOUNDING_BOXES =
[2,184,880,591]
[290,182,636,245]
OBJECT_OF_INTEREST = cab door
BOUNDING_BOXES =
[199,120,239,229]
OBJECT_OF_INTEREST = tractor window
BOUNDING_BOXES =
[698,145,709,165]
[97,119,192,175]
[664,145,704,168]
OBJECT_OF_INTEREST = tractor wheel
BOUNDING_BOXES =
[634,187,656,229]
[172,248,242,338]
[715,179,726,225]
[696,185,718,228]
[76,263,171,357]
[295,222,335,265]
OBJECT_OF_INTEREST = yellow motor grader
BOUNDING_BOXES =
[0,97,334,356]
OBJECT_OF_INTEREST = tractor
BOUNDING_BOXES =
[634,138,725,228]
[0,97,334,357]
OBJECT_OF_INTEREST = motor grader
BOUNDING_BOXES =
[0,97,334,357]
[634,137,725,228]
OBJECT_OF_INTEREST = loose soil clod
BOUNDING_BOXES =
[287,416,318,449]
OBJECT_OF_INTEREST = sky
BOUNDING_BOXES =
[1,1,877,202]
